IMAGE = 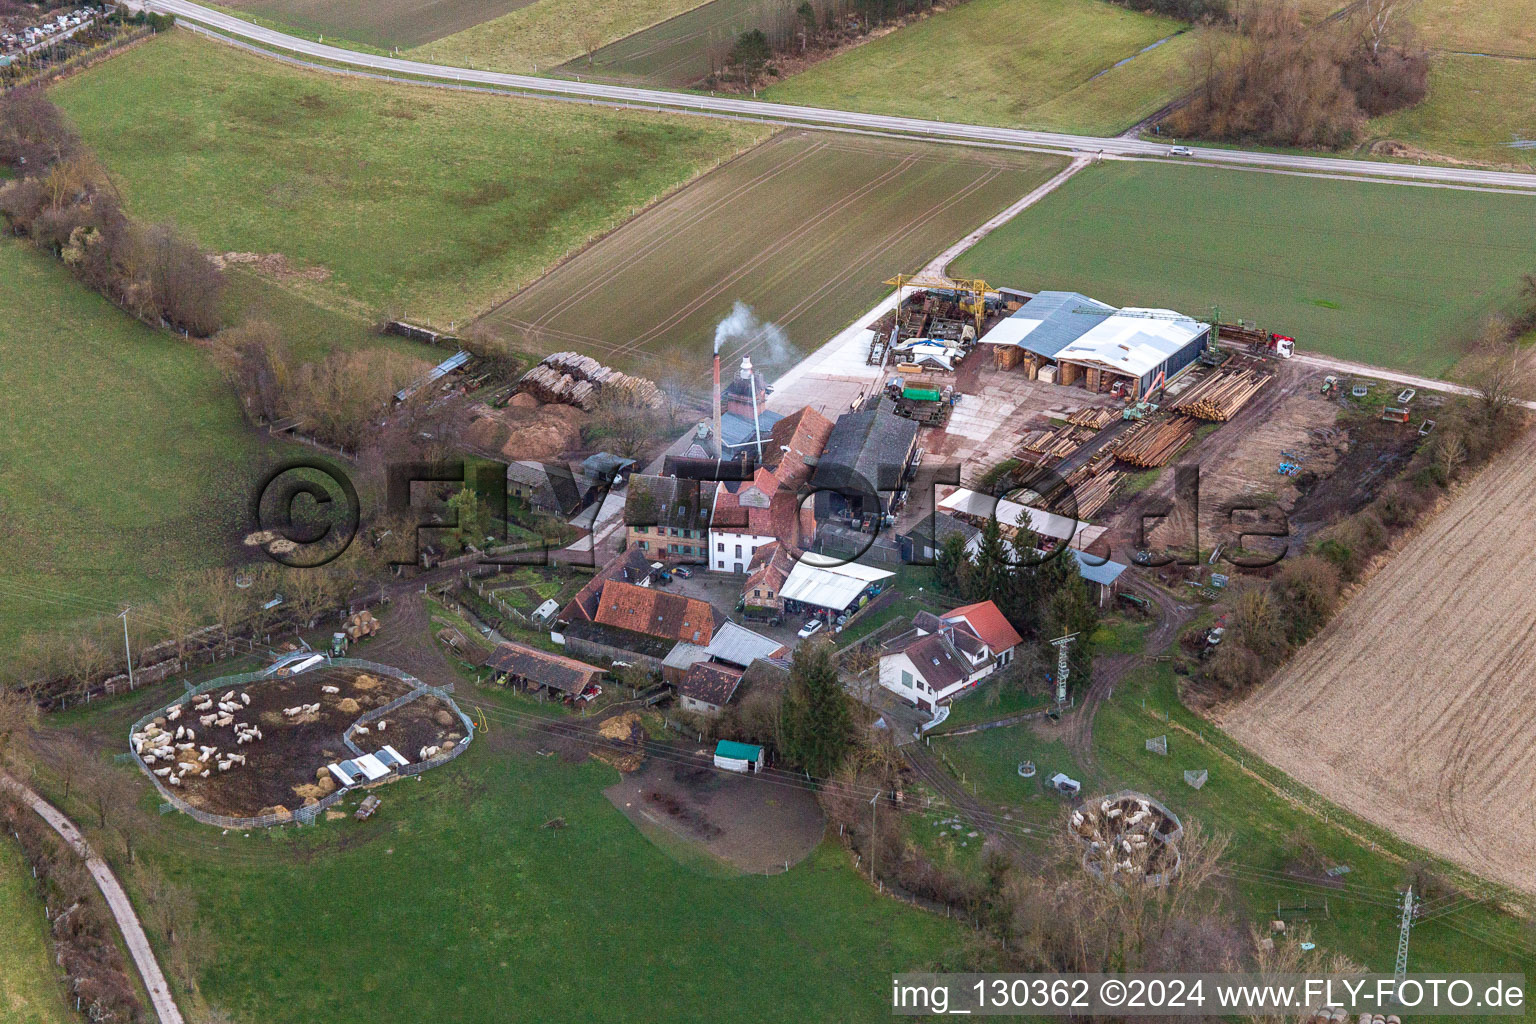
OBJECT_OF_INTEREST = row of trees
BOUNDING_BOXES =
[1168,0,1429,148]
[0,90,225,335]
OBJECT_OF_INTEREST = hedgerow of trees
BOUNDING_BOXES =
[1167,0,1428,148]
[0,89,224,335]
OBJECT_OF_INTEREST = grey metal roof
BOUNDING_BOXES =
[704,622,783,668]
[720,409,784,449]
[811,397,918,494]
[983,291,1114,360]
[662,641,710,671]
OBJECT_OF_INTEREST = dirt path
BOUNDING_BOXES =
[1062,576,1194,771]
[0,774,185,1024]
[903,744,1023,857]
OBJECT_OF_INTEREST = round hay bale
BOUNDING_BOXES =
[433,709,453,727]
[352,674,382,691]
[315,766,331,782]
[336,697,361,714]
[257,805,292,821]
[316,774,336,795]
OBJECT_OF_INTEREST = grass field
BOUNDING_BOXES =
[410,0,711,74]
[567,0,771,86]
[39,688,962,1024]
[0,241,264,648]
[214,0,537,48]
[949,160,1536,377]
[1411,0,1536,56]
[0,839,71,1024]
[480,132,1066,380]
[764,0,1200,134]
[1367,55,1536,169]
[50,30,770,326]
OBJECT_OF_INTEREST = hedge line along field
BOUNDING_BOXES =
[1222,427,1536,898]
[49,30,771,326]
[0,837,72,1024]
[0,241,263,649]
[40,698,962,1024]
[479,132,1067,380]
[409,0,711,74]
[764,0,1199,135]
[565,0,772,86]
[950,160,1536,377]
[214,0,538,49]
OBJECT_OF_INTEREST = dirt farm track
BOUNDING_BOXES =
[1221,427,1536,895]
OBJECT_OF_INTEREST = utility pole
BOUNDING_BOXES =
[118,607,134,690]
[1393,886,1416,1000]
[1050,631,1079,706]
[868,791,881,881]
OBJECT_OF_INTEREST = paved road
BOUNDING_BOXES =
[143,0,1536,194]
[1,774,186,1024]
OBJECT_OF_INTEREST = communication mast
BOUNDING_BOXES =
[1050,631,1079,706]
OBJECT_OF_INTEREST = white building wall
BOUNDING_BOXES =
[709,529,773,574]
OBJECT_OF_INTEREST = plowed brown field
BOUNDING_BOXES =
[1222,427,1536,894]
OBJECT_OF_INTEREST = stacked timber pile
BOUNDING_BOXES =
[1067,406,1117,430]
[1053,463,1121,519]
[1113,415,1198,468]
[1170,366,1270,421]
[1018,423,1094,461]
[516,352,663,411]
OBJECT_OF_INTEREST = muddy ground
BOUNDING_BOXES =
[138,665,462,819]
[604,753,825,874]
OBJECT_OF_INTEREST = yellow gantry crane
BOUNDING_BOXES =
[885,273,991,334]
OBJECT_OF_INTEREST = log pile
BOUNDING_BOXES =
[1052,463,1121,518]
[1113,415,1199,468]
[516,352,664,411]
[1067,406,1117,430]
[1018,423,1095,460]
[1170,366,1270,421]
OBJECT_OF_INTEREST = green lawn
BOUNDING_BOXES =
[1410,0,1536,56]
[567,0,774,86]
[37,698,961,1024]
[0,241,266,647]
[950,160,1536,377]
[1367,55,1536,170]
[409,0,712,75]
[764,0,1200,134]
[50,30,770,326]
[0,839,71,1024]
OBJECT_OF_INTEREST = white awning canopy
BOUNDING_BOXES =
[779,560,895,612]
[938,488,1105,549]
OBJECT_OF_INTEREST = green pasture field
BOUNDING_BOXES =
[479,131,1067,380]
[1368,55,1536,169]
[567,0,776,86]
[409,0,712,74]
[950,160,1536,377]
[764,0,1200,134]
[50,30,770,327]
[0,839,71,1024]
[212,0,538,49]
[1411,0,1536,56]
[0,241,265,648]
[35,693,961,1024]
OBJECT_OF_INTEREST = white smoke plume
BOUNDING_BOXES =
[713,301,792,365]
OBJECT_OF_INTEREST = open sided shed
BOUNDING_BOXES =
[1053,308,1209,398]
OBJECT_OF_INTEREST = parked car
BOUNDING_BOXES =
[797,619,824,639]
[673,566,693,578]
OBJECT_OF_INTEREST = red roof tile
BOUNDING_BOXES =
[942,601,1024,652]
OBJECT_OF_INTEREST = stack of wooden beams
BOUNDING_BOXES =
[1053,464,1122,518]
[1113,415,1199,468]
[1067,406,1117,430]
[1019,423,1094,459]
[1170,367,1271,421]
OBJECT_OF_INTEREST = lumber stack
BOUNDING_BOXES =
[1018,423,1094,460]
[1067,406,1117,430]
[1053,465,1121,519]
[516,352,663,411]
[1113,415,1199,468]
[1170,366,1271,421]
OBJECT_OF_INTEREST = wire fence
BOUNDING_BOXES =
[127,658,474,829]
